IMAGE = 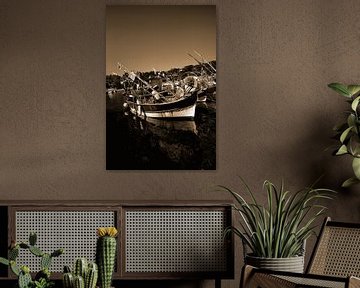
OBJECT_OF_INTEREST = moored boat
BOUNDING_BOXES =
[197,91,207,102]
[137,91,197,119]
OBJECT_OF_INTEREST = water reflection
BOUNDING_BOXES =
[106,94,216,170]
[146,118,198,134]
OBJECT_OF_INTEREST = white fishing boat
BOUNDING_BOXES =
[139,91,197,119]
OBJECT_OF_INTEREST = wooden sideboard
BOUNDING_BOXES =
[0,201,234,288]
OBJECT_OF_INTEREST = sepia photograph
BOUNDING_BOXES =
[106,5,216,170]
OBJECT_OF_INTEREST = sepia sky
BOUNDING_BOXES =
[106,5,216,75]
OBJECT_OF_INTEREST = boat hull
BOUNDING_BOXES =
[140,92,197,119]
[197,94,207,102]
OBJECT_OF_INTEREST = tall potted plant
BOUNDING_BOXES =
[328,82,360,187]
[221,179,334,273]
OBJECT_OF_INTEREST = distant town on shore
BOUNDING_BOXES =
[106,61,216,90]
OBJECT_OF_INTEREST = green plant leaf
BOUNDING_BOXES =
[10,261,20,276]
[347,85,360,97]
[347,114,356,130]
[352,157,360,179]
[40,254,51,270]
[328,83,351,97]
[349,135,360,156]
[336,145,348,155]
[342,177,360,188]
[0,257,9,266]
[29,232,37,246]
[8,247,19,261]
[340,126,353,143]
[19,243,29,249]
[351,96,360,111]
[29,246,44,257]
[222,179,335,258]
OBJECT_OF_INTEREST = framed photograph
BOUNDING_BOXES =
[106,5,216,170]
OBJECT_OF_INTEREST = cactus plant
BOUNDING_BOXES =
[40,253,52,270]
[74,275,85,288]
[10,260,21,276]
[62,259,98,288]
[35,268,50,282]
[33,277,54,288]
[0,232,63,288]
[74,258,88,279]
[85,262,98,288]
[9,246,19,260]
[29,245,44,257]
[63,272,74,288]
[29,232,37,246]
[19,268,32,288]
[0,257,9,266]
[96,227,118,288]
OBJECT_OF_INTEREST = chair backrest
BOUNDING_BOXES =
[307,217,360,277]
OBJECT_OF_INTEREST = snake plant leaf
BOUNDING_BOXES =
[336,144,348,155]
[347,85,360,97]
[340,126,353,143]
[352,157,360,179]
[351,96,360,111]
[328,83,351,97]
[342,177,360,188]
[221,180,335,258]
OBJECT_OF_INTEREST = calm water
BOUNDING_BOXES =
[106,93,216,170]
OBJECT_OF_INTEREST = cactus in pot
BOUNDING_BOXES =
[85,262,98,288]
[62,259,98,288]
[0,232,63,288]
[74,258,88,280]
[62,266,74,288]
[73,275,85,288]
[96,227,118,288]
[19,266,32,288]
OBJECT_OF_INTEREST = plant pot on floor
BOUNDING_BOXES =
[245,254,304,273]
[242,240,306,273]
[219,179,334,276]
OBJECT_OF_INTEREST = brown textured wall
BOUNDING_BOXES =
[1,0,360,287]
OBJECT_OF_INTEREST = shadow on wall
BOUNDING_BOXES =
[268,111,352,190]
[302,114,360,221]
[302,114,349,189]
[264,109,360,219]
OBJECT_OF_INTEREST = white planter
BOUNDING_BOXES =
[245,254,305,273]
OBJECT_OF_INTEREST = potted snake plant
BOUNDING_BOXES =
[220,179,334,273]
[328,83,360,187]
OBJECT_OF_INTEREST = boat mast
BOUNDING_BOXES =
[118,63,161,100]
[193,50,216,73]
[187,53,214,76]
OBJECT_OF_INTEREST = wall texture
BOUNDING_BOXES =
[1,0,360,287]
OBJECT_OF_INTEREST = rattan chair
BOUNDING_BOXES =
[241,217,360,288]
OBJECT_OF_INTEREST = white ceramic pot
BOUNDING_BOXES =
[245,254,305,273]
